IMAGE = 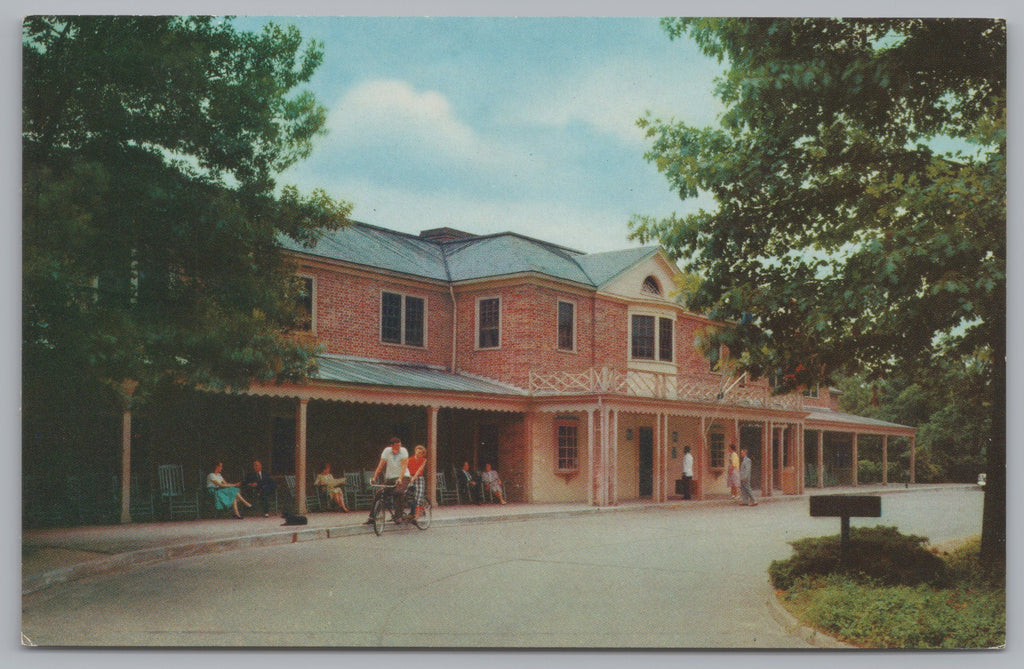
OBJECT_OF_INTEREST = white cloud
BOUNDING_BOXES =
[511,57,725,146]
[322,79,535,172]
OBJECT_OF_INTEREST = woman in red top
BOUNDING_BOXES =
[404,445,427,521]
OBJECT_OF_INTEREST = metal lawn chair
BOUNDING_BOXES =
[157,464,200,520]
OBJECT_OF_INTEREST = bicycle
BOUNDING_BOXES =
[368,482,432,534]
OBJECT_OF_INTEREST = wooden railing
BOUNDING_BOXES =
[528,367,803,410]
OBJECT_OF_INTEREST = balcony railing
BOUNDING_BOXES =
[528,367,803,411]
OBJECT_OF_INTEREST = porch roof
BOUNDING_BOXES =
[312,354,528,396]
[804,406,915,434]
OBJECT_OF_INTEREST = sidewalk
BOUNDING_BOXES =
[22,482,948,597]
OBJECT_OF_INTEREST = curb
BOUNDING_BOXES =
[24,485,963,597]
[765,584,854,649]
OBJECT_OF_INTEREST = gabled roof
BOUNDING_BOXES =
[281,221,664,288]
[575,246,662,287]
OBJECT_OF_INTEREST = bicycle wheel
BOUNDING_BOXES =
[371,498,386,536]
[414,502,432,530]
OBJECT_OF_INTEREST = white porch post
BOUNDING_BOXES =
[587,408,595,506]
[882,435,889,486]
[600,407,610,506]
[817,431,825,488]
[698,416,706,501]
[120,408,132,524]
[655,413,665,502]
[609,409,619,505]
[427,405,438,506]
[909,435,916,484]
[295,399,308,514]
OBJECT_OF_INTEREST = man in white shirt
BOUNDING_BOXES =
[682,446,694,500]
[365,437,409,523]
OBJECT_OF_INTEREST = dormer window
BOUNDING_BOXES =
[641,276,662,296]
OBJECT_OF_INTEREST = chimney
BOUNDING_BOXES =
[419,227,478,243]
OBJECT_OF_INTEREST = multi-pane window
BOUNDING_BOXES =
[658,317,673,362]
[557,301,575,351]
[381,291,425,347]
[557,422,579,471]
[631,315,655,359]
[631,314,674,361]
[709,430,725,468]
[295,276,314,331]
[709,344,721,373]
[478,297,500,348]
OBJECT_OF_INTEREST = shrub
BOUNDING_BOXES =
[769,526,945,590]
[789,577,1005,648]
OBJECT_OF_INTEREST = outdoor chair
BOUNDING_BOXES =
[344,471,374,510]
[435,472,459,506]
[283,475,322,513]
[157,464,200,520]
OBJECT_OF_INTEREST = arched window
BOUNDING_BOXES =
[641,275,662,296]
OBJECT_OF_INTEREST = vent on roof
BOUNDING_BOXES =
[419,227,478,243]
[642,275,662,295]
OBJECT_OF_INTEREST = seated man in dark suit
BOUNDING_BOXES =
[243,460,278,517]
[456,461,480,504]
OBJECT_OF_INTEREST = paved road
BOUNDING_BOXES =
[20,486,983,648]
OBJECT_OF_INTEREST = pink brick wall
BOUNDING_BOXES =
[301,264,452,368]
[298,260,784,391]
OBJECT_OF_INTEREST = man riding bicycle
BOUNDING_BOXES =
[364,436,409,525]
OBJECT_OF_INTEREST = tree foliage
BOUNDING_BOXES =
[23,16,350,410]
[632,18,1004,568]
[836,347,992,483]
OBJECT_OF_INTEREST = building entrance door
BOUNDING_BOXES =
[638,426,654,498]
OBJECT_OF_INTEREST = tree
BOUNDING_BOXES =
[23,15,350,418]
[631,19,1004,571]
[836,348,993,483]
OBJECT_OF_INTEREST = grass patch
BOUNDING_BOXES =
[774,535,1005,648]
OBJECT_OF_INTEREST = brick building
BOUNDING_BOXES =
[115,221,917,518]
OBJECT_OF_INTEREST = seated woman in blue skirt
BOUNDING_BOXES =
[206,461,252,519]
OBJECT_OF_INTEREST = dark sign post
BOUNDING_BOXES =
[809,495,882,564]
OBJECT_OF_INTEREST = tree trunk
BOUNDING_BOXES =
[980,326,1006,576]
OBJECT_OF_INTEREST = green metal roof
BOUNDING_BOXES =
[805,406,915,431]
[282,222,661,287]
[313,354,527,395]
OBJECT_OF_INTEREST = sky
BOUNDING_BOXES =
[233,15,725,253]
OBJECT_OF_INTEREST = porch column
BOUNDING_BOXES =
[427,406,438,506]
[764,422,773,497]
[657,413,666,502]
[698,416,706,501]
[600,407,611,506]
[797,423,805,494]
[909,435,916,484]
[882,435,889,486]
[524,412,535,503]
[295,399,308,514]
[587,408,595,506]
[609,409,619,505]
[120,407,132,524]
[817,431,825,488]
[851,433,859,487]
